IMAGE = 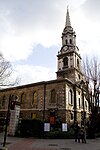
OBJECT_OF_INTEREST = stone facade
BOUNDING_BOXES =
[0,78,89,126]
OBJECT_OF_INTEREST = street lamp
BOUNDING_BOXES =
[2,95,11,149]
[80,80,86,143]
[73,84,77,123]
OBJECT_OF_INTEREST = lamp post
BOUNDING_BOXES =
[80,80,86,143]
[2,95,11,149]
[73,84,77,123]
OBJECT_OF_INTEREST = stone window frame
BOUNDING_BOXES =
[50,89,56,103]
[63,57,68,67]
[68,89,73,105]
[85,101,87,111]
[70,39,72,44]
[77,58,79,68]
[78,98,81,108]
[20,93,25,104]
[2,95,6,109]
[32,90,38,106]
[66,39,68,44]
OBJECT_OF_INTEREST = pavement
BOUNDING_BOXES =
[0,132,100,150]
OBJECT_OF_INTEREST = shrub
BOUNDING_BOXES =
[16,120,75,139]
[17,119,44,138]
[44,128,74,139]
[95,132,100,138]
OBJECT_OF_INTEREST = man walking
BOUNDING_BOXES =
[74,121,81,143]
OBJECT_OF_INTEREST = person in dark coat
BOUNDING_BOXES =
[81,125,86,143]
[74,121,81,143]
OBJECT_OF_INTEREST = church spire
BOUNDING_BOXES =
[56,7,82,83]
[65,6,71,27]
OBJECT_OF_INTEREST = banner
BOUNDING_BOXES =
[50,116,55,125]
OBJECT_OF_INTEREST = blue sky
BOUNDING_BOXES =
[0,0,100,86]
[20,44,58,68]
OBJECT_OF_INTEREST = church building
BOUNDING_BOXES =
[0,8,90,127]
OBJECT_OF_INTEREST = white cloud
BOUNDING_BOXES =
[0,0,64,61]
[0,0,100,86]
[0,33,34,61]
[14,64,56,85]
[0,0,99,61]
[72,6,100,57]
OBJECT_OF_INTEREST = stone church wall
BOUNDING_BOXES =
[0,79,74,125]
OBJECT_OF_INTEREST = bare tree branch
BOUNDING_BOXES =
[82,55,100,107]
[0,53,19,88]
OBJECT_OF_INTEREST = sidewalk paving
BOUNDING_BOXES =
[0,132,100,150]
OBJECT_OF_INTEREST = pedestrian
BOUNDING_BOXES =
[74,121,81,143]
[81,125,86,143]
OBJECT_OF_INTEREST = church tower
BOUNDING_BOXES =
[56,8,83,83]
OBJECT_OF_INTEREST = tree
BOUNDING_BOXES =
[82,55,100,138]
[0,53,19,88]
[83,56,100,107]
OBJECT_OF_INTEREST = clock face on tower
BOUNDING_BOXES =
[63,45,68,52]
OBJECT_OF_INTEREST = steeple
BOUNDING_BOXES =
[65,7,71,27]
[61,7,76,48]
[56,7,83,83]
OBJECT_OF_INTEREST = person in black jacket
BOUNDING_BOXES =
[74,121,81,143]
[81,125,86,143]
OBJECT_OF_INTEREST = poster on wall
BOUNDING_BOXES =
[50,116,55,125]
[44,123,50,132]
[62,123,67,132]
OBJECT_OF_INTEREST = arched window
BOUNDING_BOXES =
[63,57,68,67]
[66,39,68,44]
[20,93,25,104]
[70,90,73,104]
[70,39,72,44]
[51,89,56,103]
[79,98,80,108]
[77,59,79,68]
[69,89,73,105]
[2,96,5,109]
[32,91,37,105]
[78,74,80,79]
[85,101,87,110]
